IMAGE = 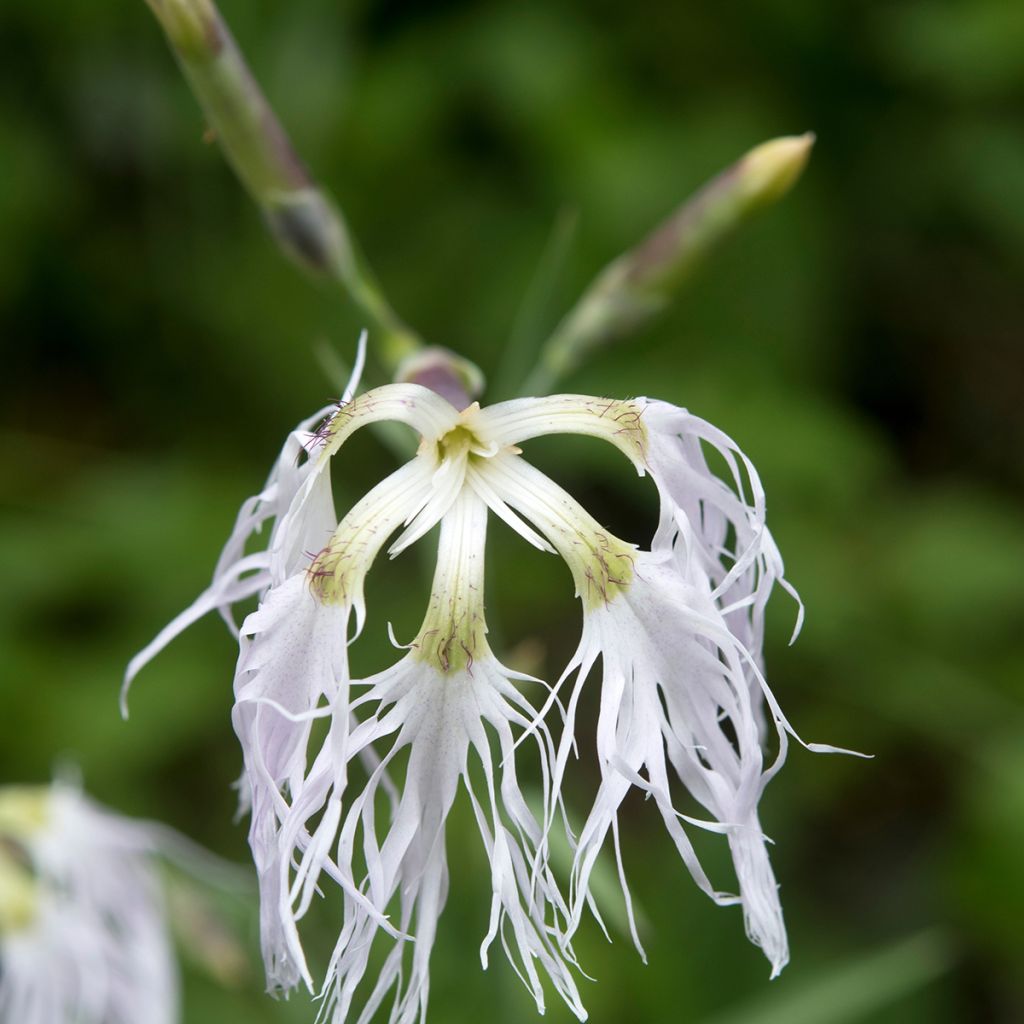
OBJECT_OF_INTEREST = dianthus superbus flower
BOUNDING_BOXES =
[0,781,180,1024]
[126,342,824,1022]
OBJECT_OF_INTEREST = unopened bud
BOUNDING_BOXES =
[396,347,485,410]
[621,131,815,296]
[264,188,348,276]
[732,133,815,212]
[527,133,815,392]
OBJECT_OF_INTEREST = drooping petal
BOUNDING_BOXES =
[386,449,468,557]
[121,338,371,710]
[313,657,585,1024]
[313,384,460,466]
[642,400,799,642]
[217,403,336,593]
[232,572,349,991]
[564,552,790,975]
[640,400,805,759]
[464,459,555,553]
[120,406,334,714]
[306,458,437,630]
[477,451,637,607]
[474,391,798,659]
[234,451,445,992]
[272,494,585,1024]
[477,443,792,975]
[222,325,368,591]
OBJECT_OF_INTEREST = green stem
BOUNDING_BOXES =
[145,0,422,374]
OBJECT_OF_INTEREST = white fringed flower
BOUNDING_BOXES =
[126,341,820,1021]
[0,782,179,1024]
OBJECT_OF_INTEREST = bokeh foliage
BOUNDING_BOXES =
[1,0,1022,1021]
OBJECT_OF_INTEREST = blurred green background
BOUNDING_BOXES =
[2,0,1023,1021]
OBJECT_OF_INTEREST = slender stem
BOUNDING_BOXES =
[145,0,424,375]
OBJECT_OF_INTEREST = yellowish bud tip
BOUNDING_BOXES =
[740,132,816,207]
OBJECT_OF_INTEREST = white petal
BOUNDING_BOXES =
[475,394,648,472]
[307,457,436,633]
[214,401,336,597]
[232,573,348,991]
[272,463,338,585]
[121,551,270,716]
[563,553,790,975]
[310,658,584,1024]
[387,453,467,557]
[216,331,365,598]
[279,383,460,567]
[313,384,461,467]
[342,329,368,406]
[123,400,337,708]
[728,818,788,977]
[465,460,555,552]
[478,451,636,604]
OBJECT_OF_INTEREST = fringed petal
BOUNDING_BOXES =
[266,494,584,1023]
[232,573,355,991]
[122,337,371,707]
[564,553,790,976]
[305,657,585,1024]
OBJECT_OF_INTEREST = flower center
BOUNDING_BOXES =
[435,424,477,464]
[429,404,500,470]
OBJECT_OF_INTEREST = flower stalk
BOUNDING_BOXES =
[144,0,484,398]
[526,133,815,394]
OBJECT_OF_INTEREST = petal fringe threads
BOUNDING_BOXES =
[126,341,828,1023]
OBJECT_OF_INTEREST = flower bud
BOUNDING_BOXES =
[395,346,485,410]
[529,133,815,392]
